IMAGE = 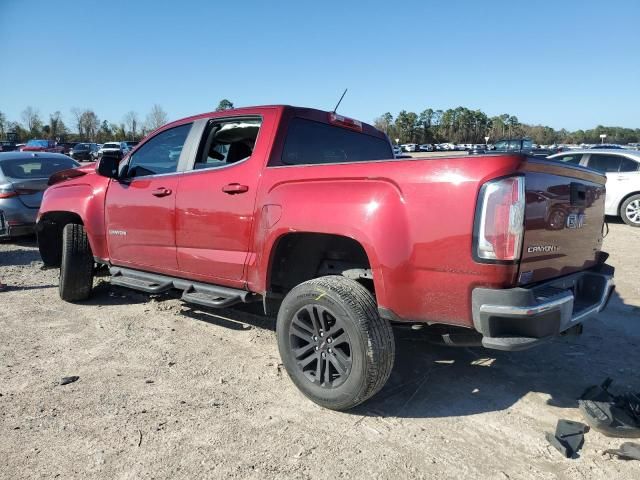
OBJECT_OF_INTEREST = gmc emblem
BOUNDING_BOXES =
[566,213,586,229]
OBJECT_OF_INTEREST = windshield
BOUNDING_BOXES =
[103,143,120,149]
[26,140,49,147]
[0,157,78,179]
[74,144,89,150]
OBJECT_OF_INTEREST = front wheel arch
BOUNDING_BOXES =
[37,211,84,267]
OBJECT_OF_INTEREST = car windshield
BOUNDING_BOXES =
[0,156,78,179]
[26,140,49,147]
[103,143,120,149]
[74,144,89,150]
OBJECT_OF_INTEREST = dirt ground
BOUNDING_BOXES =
[1,221,639,479]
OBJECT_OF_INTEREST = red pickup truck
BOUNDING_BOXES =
[36,105,615,410]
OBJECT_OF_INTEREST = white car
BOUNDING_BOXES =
[402,143,419,152]
[98,141,128,157]
[419,144,434,152]
[392,145,402,157]
[548,149,640,226]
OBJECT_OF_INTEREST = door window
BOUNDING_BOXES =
[125,123,192,178]
[619,156,639,172]
[193,118,262,170]
[554,154,583,165]
[587,154,623,173]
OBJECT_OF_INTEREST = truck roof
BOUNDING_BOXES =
[158,105,387,140]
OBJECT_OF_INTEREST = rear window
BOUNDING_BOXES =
[0,157,78,179]
[279,118,393,166]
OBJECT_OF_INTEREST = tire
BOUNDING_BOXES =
[276,275,395,411]
[620,194,640,227]
[59,223,94,301]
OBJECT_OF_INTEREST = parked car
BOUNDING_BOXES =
[69,143,99,162]
[36,105,614,411]
[419,144,434,152]
[548,149,640,226]
[97,141,127,158]
[392,145,402,157]
[0,152,79,238]
[57,142,78,155]
[0,140,18,152]
[469,138,554,157]
[123,141,139,151]
[20,139,63,153]
[590,144,624,150]
[402,143,418,152]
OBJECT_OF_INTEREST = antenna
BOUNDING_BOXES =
[332,88,348,113]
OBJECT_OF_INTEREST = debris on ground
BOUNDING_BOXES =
[604,442,640,461]
[58,376,79,386]
[579,378,640,438]
[545,420,589,458]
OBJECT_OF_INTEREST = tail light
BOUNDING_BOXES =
[474,176,525,262]
[0,185,40,198]
[328,113,363,132]
[0,185,18,198]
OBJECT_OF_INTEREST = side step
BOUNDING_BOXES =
[109,266,257,308]
[110,275,173,294]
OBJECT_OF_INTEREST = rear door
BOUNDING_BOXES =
[586,153,640,215]
[175,112,275,287]
[105,123,194,273]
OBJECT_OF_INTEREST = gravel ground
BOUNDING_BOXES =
[1,221,639,479]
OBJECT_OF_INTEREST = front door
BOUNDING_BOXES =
[175,114,271,286]
[105,123,193,273]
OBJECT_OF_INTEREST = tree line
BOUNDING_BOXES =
[374,107,640,145]
[3,100,637,146]
[0,99,237,144]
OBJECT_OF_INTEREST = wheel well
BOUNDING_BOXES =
[618,191,640,215]
[37,211,84,267]
[267,233,373,308]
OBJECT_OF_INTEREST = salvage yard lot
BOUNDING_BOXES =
[1,222,639,479]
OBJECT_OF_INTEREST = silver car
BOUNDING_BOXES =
[0,152,79,238]
[547,149,640,226]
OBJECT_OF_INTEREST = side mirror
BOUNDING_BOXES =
[96,151,123,179]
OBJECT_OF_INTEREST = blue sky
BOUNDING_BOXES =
[1,0,639,131]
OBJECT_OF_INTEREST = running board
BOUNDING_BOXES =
[109,266,257,308]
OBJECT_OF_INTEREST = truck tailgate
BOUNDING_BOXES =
[518,160,606,285]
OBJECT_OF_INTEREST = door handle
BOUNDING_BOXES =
[222,183,249,194]
[152,187,172,197]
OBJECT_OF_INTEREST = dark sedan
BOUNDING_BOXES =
[69,143,99,162]
[0,152,79,238]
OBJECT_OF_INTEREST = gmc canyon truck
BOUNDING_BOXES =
[36,106,615,410]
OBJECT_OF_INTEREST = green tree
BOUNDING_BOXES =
[216,99,234,111]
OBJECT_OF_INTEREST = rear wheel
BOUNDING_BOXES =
[59,224,94,301]
[276,276,395,411]
[621,194,640,227]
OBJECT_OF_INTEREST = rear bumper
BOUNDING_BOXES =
[0,208,37,239]
[472,265,615,351]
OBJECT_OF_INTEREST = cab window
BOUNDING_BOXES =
[125,123,192,178]
[193,118,262,170]
[278,117,393,165]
